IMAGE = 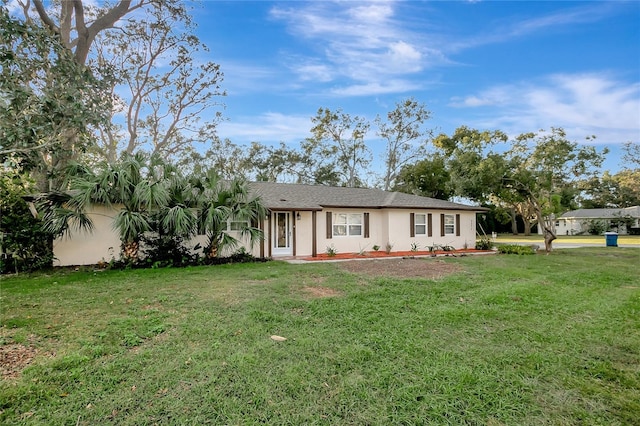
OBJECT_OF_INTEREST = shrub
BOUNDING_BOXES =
[1,176,54,274]
[585,219,607,235]
[385,242,394,254]
[141,234,198,268]
[326,245,337,257]
[372,244,380,251]
[497,244,536,255]
[475,237,494,250]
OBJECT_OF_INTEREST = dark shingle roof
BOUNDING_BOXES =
[249,182,485,211]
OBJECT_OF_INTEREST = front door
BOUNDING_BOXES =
[272,212,292,256]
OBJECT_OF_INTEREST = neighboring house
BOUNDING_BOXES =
[52,182,487,266]
[548,206,640,236]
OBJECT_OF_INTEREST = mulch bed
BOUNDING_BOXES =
[304,249,487,261]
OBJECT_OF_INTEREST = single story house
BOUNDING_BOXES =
[549,206,640,236]
[51,182,487,266]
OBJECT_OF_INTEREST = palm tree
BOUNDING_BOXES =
[194,171,267,258]
[39,154,265,263]
[47,153,196,262]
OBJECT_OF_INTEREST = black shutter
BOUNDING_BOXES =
[410,213,415,237]
[428,213,433,237]
[440,214,445,237]
[326,211,332,239]
[364,212,370,238]
[456,214,461,236]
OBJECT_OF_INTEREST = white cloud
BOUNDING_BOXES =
[291,61,334,83]
[217,61,283,95]
[448,3,621,52]
[347,3,394,22]
[330,80,422,97]
[217,112,312,144]
[270,1,436,96]
[451,73,640,144]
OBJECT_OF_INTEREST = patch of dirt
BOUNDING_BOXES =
[337,258,462,279]
[0,344,38,380]
[302,286,343,298]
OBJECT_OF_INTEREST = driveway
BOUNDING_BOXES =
[551,242,640,249]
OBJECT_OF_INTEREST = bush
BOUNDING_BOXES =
[141,234,198,268]
[1,175,54,274]
[585,219,607,236]
[475,237,494,250]
[497,244,536,255]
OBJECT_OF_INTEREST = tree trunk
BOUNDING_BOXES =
[122,240,139,261]
[510,207,519,235]
[535,208,556,253]
[544,230,556,253]
[523,216,532,236]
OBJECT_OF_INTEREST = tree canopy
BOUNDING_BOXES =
[0,6,110,191]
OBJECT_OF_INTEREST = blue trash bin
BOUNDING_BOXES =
[604,232,618,247]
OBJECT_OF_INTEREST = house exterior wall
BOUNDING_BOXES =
[384,209,477,251]
[550,217,637,236]
[53,204,120,266]
[52,205,481,265]
[314,208,478,256]
[315,208,383,255]
[292,211,314,257]
[53,205,263,266]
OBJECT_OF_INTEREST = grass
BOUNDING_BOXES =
[1,249,639,425]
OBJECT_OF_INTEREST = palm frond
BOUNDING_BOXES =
[161,205,197,237]
[114,210,150,243]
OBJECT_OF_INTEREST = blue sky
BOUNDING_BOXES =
[197,1,639,173]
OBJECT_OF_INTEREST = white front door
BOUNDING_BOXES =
[272,212,293,256]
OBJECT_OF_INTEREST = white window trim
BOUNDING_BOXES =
[415,213,427,235]
[332,213,363,237]
[444,214,455,235]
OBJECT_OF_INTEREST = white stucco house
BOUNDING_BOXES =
[550,206,640,236]
[51,182,488,266]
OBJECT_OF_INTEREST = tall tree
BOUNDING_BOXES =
[0,7,109,191]
[309,108,371,187]
[21,0,150,65]
[433,126,509,203]
[504,128,606,252]
[622,141,640,168]
[20,0,225,165]
[376,98,433,191]
[579,170,640,208]
[394,154,453,200]
[91,1,225,161]
[177,138,250,180]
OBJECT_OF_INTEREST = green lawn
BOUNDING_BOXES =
[1,249,639,425]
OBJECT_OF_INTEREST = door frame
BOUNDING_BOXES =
[271,211,293,256]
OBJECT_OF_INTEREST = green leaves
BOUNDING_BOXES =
[0,7,111,190]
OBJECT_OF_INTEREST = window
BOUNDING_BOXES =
[415,214,427,235]
[444,214,455,235]
[227,220,247,232]
[333,213,362,237]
